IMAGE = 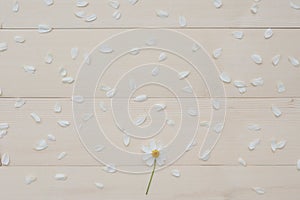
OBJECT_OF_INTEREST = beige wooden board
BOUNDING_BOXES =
[0,166,299,200]
[1,0,300,28]
[0,29,299,98]
[0,97,299,166]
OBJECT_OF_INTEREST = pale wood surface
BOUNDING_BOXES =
[0,0,299,199]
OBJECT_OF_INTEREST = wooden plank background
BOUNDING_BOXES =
[0,0,300,199]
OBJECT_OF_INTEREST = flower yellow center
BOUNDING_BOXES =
[151,149,160,158]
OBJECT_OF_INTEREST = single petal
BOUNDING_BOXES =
[146,157,155,166]
[156,157,165,166]
[149,140,157,151]
[141,145,151,153]
[142,153,152,161]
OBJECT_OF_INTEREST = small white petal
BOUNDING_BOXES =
[146,157,155,166]
[62,77,74,84]
[38,24,52,33]
[108,0,120,9]
[219,72,231,83]
[128,0,138,5]
[276,140,287,150]
[252,187,265,195]
[213,48,222,59]
[72,95,84,103]
[232,31,244,39]
[251,77,264,86]
[154,104,166,111]
[178,71,190,80]
[25,175,37,185]
[54,103,62,113]
[182,86,193,93]
[123,134,130,146]
[290,1,300,9]
[158,52,167,62]
[99,101,107,112]
[0,42,7,52]
[233,80,246,88]
[272,55,281,66]
[15,98,26,108]
[178,16,187,27]
[59,67,67,77]
[23,66,36,74]
[171,169,180,177]
[0,130,8,138]
[71,47,79,60]
[251,54,263,64]
[238,157,247,167]
[277,81,286,93]
[213,0,222,8]
[34,139,48,151]
[30,112,41,123]
[57,152,67,160]
[14,36,25,43]
[1,153,10,166]
[94,145,105,152]
[112,10,121,20]
[134,115,146,126]
[44,0,54,6]
[264,28,273,39]
[166,119,175,126]
[99,45,113,53]
[297,160,300,170]
[248,138,260,150]
[129,79,137,91]
[76,0,89,7]
[192,43,200,52]
[250,3,259,14]
[187,108,198,116]
[271,105,282,117]
[213,122,224,134]
[74,11,86,18]
[12,1,19,12]
[47,134,56,141]
[238,87,247,94]
[151,67,160,76]
[85,14,97,22]
[134,94,147,102]
[199,150,210,161]
[247,124,261,131]
[0,123,9,130]
[106,89,116,98]
[94,182,104,189]
[199,121,210,127]
[288,56,300,67]
[156,10,169,18]
[83,53,91,65]
[57,120,70,127]
[44,53,53,64]
[142,146,152,154]
[103,164,117,173]
[212,99,220,110]
[54,173,67,181]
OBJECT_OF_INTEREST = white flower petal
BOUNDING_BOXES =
[232,31,244,39]
[146,157,155,166]
[271,105,282,117]
[219,72,231,83]
[34,139,48,151]
[1,153,10,166]
[178,71,190,80]
[272,54,281,66]
[30,112,41,123]
[54,173,67,181]
[264,28,273,39]
[57,120,70,127]
[134,94,147,102]
[94,182,104,189]
[251,54,263,64]
[25,175,37,185]
[252,187,265,195]
[213,48,222,59]
[171,169,180,177]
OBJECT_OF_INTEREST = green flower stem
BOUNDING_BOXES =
[145,159,157,195]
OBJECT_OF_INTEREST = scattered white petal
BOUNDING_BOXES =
[94,145,105,152]
[271,139,277,152]
[185,140,197,151]
[233,80,246,88]
[290,1,300,9]
[171,169,180,177]
[251,77,264,86]
[23,66,36,74]
[128,0,138,5]
[264,28,273,39]
[276,140,287,150]
[247,124,261,131]
[38,24,52,33]
[0,88,2,96]
[251,54,263,64]
[0,42,8,52]
[182,86,193,93]
[103,164,117,173]
[213,48,222,59]
[100,85,112,91]
[0,130,8,138]
[158,52,167,62]
[34,139,48,151]
[248,138,260,150]
[213,122,224,134]
[250,4,259,14]
[129,79,136,91]
[74,11,86,18]
[0,123,9,130]
[151,67,159,76]
[154,104,166,111]
[109,0,120,9]
[166,119,175,126]
[94,182,104,189]
[239,87,247,94]
[14,36,25,43]
[72,95,84,103]
[85,14,97,22]
[47,134,56,141]
[145,38,156,46]
[99,45,113,53]
[212,99,220,110]
[30,112,41,123]
[83,53,91,64]
[156,10,169,18]
[199,150,210,161]
[76,0,89,7]
[59,67,67,77]
[57,152,67,160]
[297,160,300,170]
[54,173,67,181]
[106,88,116,98]
[134,115,146,126]
[25,175,37,185]
[192,43,200,52]
[62,77,74,84]
[1,153,10,166]
[71,47,79,60]
[271,105,282,117]
[54,103,62,113]
[44,0,53,6]
[178,71,190,80]
[112,10,121,20]
[238,157,247,167]
[199,121,209,127]
[187,108,198,116]
[44,53,53,64]
[213,0,222,8]
[178,16,187,27]
[288,56,299,67]
[134,94,147,102]
[15,98,26,108]
[272,54,281,66]
[219,72,231,83]
[277,81,286,93]
[12,1,19,12]
[252,187,265,195]
[232,31,244,39]
[57,120,70,127]
[123,134,130,146]
[99,101,107,112]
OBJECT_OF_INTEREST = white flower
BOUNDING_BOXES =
[142,140,166,166]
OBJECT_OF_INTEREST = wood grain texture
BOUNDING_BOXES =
[0,29,299,98]
[0,97,299,166]
[1,0,300,28]
[0,166,299,200]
